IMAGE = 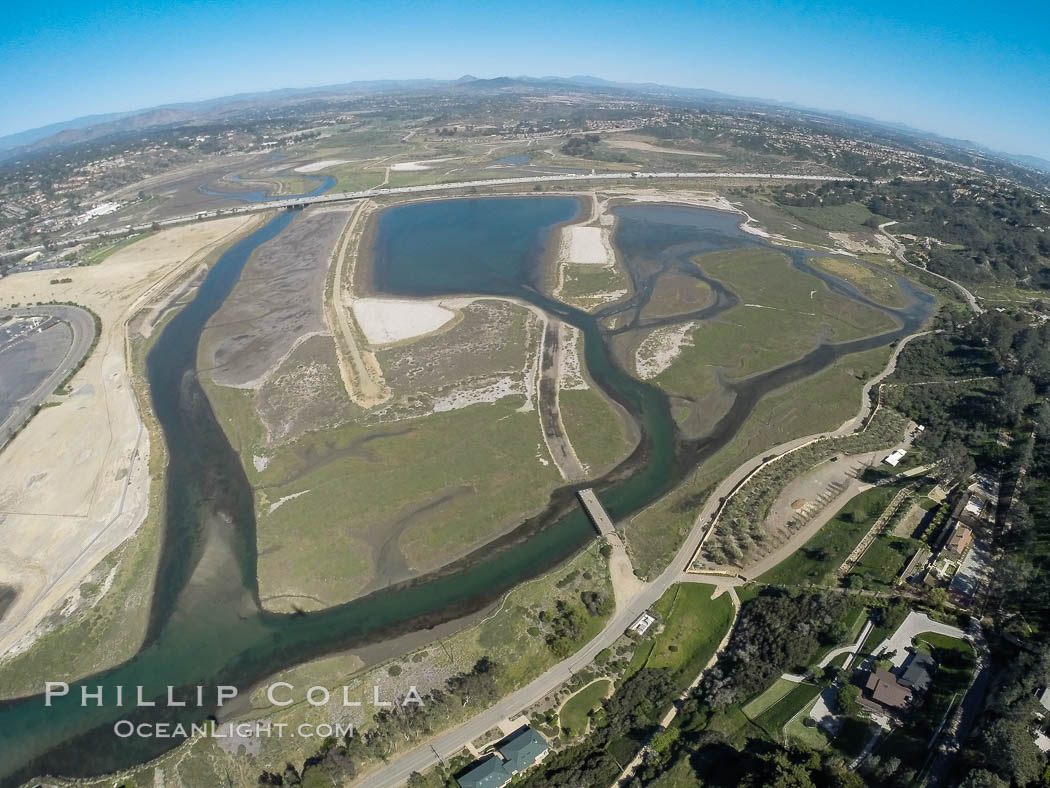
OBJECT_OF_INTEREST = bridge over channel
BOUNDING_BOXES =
[577,488,616,537]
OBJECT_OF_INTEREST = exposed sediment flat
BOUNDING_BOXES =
[200,208,351,388]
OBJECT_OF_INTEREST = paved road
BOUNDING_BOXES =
[0,305,96,449]
[2,171,861,262]
[360,323,935,787]
[878,222,983,315]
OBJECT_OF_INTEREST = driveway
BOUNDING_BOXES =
[871,611,965,668]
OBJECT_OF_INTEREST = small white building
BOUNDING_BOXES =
[884,449,908,467]
[628,612,656,636]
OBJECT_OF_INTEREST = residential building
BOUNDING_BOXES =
[944,523,974,559]
[497,727,550,774]
[899,652,937,692]
[456,728,549,788]
[457,755,512,788]
[865,669,912,711]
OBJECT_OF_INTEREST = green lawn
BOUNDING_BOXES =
[624,639,656,681]
[758,485,905,586]
[847,534,920,588]
[643,583,736,688]
[741,678,797,717]
[913,631,973,654]
[783,696,830,749]
[752,682,823,735]
[707,704,765,748]
[559,679,613,735]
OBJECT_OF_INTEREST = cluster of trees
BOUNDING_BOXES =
[539,590,610,656]
[954,646,1050,786]
[776,178,1050,288]
[876,308,1050,783]
[560,133,601,157]
[520,668,677,787]
[699,589,854,707]
[558,133,629,162]
[260,658,502,786]
[627,727,866,787]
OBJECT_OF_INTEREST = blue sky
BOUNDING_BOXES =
[2,0,1049,158]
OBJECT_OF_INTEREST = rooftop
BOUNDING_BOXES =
[899,652,937,692]
[866,668,912,711]
[946,523,974,556]
[456,755,511,788]
[498,727,549,773]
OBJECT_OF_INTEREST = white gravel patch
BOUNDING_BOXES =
[268,489,311,514]
[559,226,612,265]
[433,376,520,412]
[294,159,350,173]
[353,298,457,345]
[389,157,459,171]
[635,322,698,379]
[560,325,589,390]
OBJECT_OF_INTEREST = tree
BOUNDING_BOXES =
[936,438,975,484]
[960,768,1010,788]
[743,751,817,788]
[836,685,861,717]
[1001,374,1036,425]
[977,718,1044,786]
[1034,399,1050,441]
[926,586,949,611]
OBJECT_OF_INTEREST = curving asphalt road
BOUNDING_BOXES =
[878,222,983,315]
[356,320,935,788]
[0,305,96,449]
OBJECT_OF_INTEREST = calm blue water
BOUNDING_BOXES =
[373,197,579,295]
[495,155,532,166]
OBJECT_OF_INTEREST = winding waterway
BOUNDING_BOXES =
[0,198,932,782]
[197,174,336,203]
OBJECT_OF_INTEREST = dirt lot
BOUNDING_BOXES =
[0,215,256,658]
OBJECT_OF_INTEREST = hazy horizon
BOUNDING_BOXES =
[3,0,1049,159]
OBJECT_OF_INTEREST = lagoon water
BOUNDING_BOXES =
[0,197,932,782]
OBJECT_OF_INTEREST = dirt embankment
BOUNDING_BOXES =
[0,216,257,658]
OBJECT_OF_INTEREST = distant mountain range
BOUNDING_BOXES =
[3,74,1049,175]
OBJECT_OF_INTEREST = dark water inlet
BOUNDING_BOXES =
[0,199,932,782]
